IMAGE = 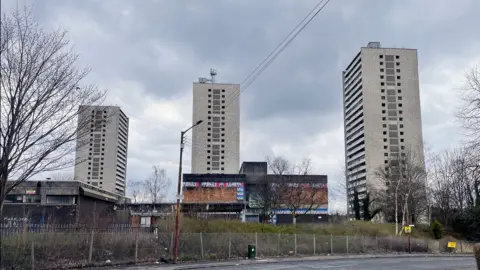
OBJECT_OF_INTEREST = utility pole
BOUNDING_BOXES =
[173,131,185,263]
[173,120,203,264]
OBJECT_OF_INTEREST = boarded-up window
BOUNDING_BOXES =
[388,103,397,109]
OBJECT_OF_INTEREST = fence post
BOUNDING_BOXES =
[376,235,378,251]
[330,234,333,254]
[228,234,231,258]
[88,230,94,263]
[255,232,258,252]
[313,234,316,255]
[346,235,349,254]
[294,233,297,255]
[389,235,392,252]
[362,235,365,252]
[31,240,35,270]
[200,232,204,260]
[277,233,280,256]
[170,232,174,257]
[134,233,139,263]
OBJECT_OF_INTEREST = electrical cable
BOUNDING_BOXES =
[190,0,333,153]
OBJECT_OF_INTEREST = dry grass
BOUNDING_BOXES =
[474,244,480,270]
[0,218,446,269]
[156,217,433,239]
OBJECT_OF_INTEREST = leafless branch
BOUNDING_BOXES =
[428,146,480,227]
[128,180,143,203]
[374,147,427,234]
[457,65,480,149]
[143,165,170,204]
[266,156,327,224]
[0,7,106,210]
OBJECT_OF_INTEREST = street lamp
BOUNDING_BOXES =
[173,120,203,263]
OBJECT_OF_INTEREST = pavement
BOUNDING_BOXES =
[99,254,477,270]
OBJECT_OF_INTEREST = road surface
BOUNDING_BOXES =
[208,257,476,269]
[106,256,476,270]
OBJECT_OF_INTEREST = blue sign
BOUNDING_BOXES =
[267,214,277,225]
[236,186,244,200]
[275,208,328,215]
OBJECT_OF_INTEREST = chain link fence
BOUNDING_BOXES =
[1,231,476,269]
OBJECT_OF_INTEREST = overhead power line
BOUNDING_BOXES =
[222,0,333,110]
[128,0,334,153]
[192,0,333,143]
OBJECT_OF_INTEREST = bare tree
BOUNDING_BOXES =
[429,146,480,228]
[252,156,289,223]
[143,165,170,204]
[429,149,458,227]
[331,164,348,215]
[267,157,328,224]
[0,8,106,211]
[128,180,143,203]
[457,65,480,149]
[254,175,282,223]
[375,147,427,234]
[267,156,291,175]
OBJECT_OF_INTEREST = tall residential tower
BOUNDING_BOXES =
[74,105,129,195]
[191,71,240,174]
[342,42,425,217]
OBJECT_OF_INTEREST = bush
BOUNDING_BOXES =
[451,206,480,241]
[474,244,480,269]
[431,220,444,239]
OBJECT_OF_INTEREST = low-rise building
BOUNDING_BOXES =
[181,161,329,224]
[2,180,129,226]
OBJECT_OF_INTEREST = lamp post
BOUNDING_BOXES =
[173,120,203,263]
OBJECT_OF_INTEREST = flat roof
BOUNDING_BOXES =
[193,82,240,86]
[183,174,246,182]
[7,180,129,203]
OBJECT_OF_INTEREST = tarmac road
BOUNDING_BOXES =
[104,256,476,270]
[207,257,476,270]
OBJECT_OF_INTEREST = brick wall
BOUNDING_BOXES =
[183,187,239,203]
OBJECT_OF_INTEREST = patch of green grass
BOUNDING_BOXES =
[157,218,434,239]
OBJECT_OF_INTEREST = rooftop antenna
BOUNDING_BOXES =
[198,68,218,83]
[210,68,217,83]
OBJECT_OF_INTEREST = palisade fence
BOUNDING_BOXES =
[0,224,476,270]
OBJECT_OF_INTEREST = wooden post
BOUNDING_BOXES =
[313,234,316,255]
[255,232,258,257]
[134,233,139,263]
[330,234,333,254]
[389,235,393,251]
[200,232,204,260]
[408,234,411,253]
[294,234,297,255]
[277,233,280,255]
[346,235,349,254]
[170,232,174,258]
[88,230,94,263]
[362,235,365,252]
[228,234,232,258]
[31,241,35,270]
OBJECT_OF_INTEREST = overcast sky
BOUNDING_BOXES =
[3,0,480,212]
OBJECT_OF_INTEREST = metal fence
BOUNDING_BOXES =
[1,230,475,270]
[0,223,155,235]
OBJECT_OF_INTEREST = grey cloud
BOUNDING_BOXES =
[3,0,480,209]
[19,0,480,125]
